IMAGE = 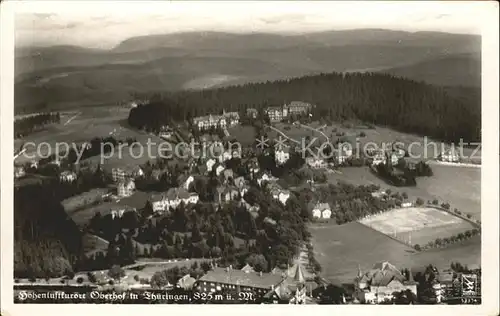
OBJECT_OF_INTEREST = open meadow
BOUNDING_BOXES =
[327,163,481,219]
[227,125,256,147]
[359,207,476,246]
[310,221,481,284]
[15,106,167,168]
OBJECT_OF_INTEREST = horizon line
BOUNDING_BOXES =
[15,27,481,50]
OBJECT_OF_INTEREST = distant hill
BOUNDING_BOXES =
[113,29,479,53]
[381,53,481,87]
[14,29,481,111]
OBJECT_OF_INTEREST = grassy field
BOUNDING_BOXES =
[227,125,256,147]
[14,106,164,166]
[82,233,110,256]
[69,201,117,227]
[359,207,476,246]
[310,221,481,284]
[327,164,481,219]
[61,188,110,213]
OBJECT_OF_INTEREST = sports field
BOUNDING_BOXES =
[310,221,481,284]
[327,163,481,220]
[359,207,476,246]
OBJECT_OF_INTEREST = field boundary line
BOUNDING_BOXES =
[427,205,481,228]
[299,123,330,143]
[267,125,301,145]
[63,112,81,126]
[356,221,416,249]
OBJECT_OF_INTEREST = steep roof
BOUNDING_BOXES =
[223,111,240,119]
[288,263,306,284]
[286,101,313,109]
[241,264,255,273]
[313,202,330,211]
[265,106,283,112]
[118,179,135,188]
[177,274,196,289]
[359,261,407,287]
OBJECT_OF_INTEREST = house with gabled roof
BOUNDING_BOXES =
[265,106,286,123]
[112,165,144,182]
[222,110,240,127]
[275,147,290,166]
[177,274,197,290]
[193,114,227,130]
[311,202,331,220]
[214,164,225,176]
[256,172,277,187]
[110,204,136,220]
[241,264,255,274]
[354,261,418,304]
[215,185,239,203]
[205,158,217,174]
[284,101,313,116]
[246,108,258,119]
[177,173,195,191]
[267,182,291,205]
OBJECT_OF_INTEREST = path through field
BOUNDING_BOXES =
[63,112,81,126]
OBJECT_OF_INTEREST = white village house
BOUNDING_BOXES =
[275,147,290,165]
[149,188,199,213]
[312,202,332,220]
[60,170,77,182]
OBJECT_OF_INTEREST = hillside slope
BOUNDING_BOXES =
[15,30,481,111]
[382,53,481,87]
[128,71,480,144]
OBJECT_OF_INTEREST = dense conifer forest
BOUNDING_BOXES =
[129,72,480,143]
[15,112,60,138]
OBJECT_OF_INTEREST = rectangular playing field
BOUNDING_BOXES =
[359,207,476,246]
[310,221,481,284]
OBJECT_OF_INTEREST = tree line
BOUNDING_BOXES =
[14,165,114,278]
[128,72,480,144]
[15,112,60,138]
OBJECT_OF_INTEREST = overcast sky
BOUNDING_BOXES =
[14,1,486,49]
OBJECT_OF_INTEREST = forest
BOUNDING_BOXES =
[14,167,113,278]
[15,112,60,138]
[128,72,480,144]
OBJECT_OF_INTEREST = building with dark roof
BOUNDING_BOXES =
[354,261,418,304]
[196,267,285,300]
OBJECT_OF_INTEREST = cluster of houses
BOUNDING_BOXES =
[367,142,423,170]
[149,188,200,213]
[196,261,316,304]
[191,101,313,130]
[437,148,460,163]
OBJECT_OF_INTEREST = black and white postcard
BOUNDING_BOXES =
[1,1,498,315]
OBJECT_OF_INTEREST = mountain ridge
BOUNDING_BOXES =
[14,29,481,111]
